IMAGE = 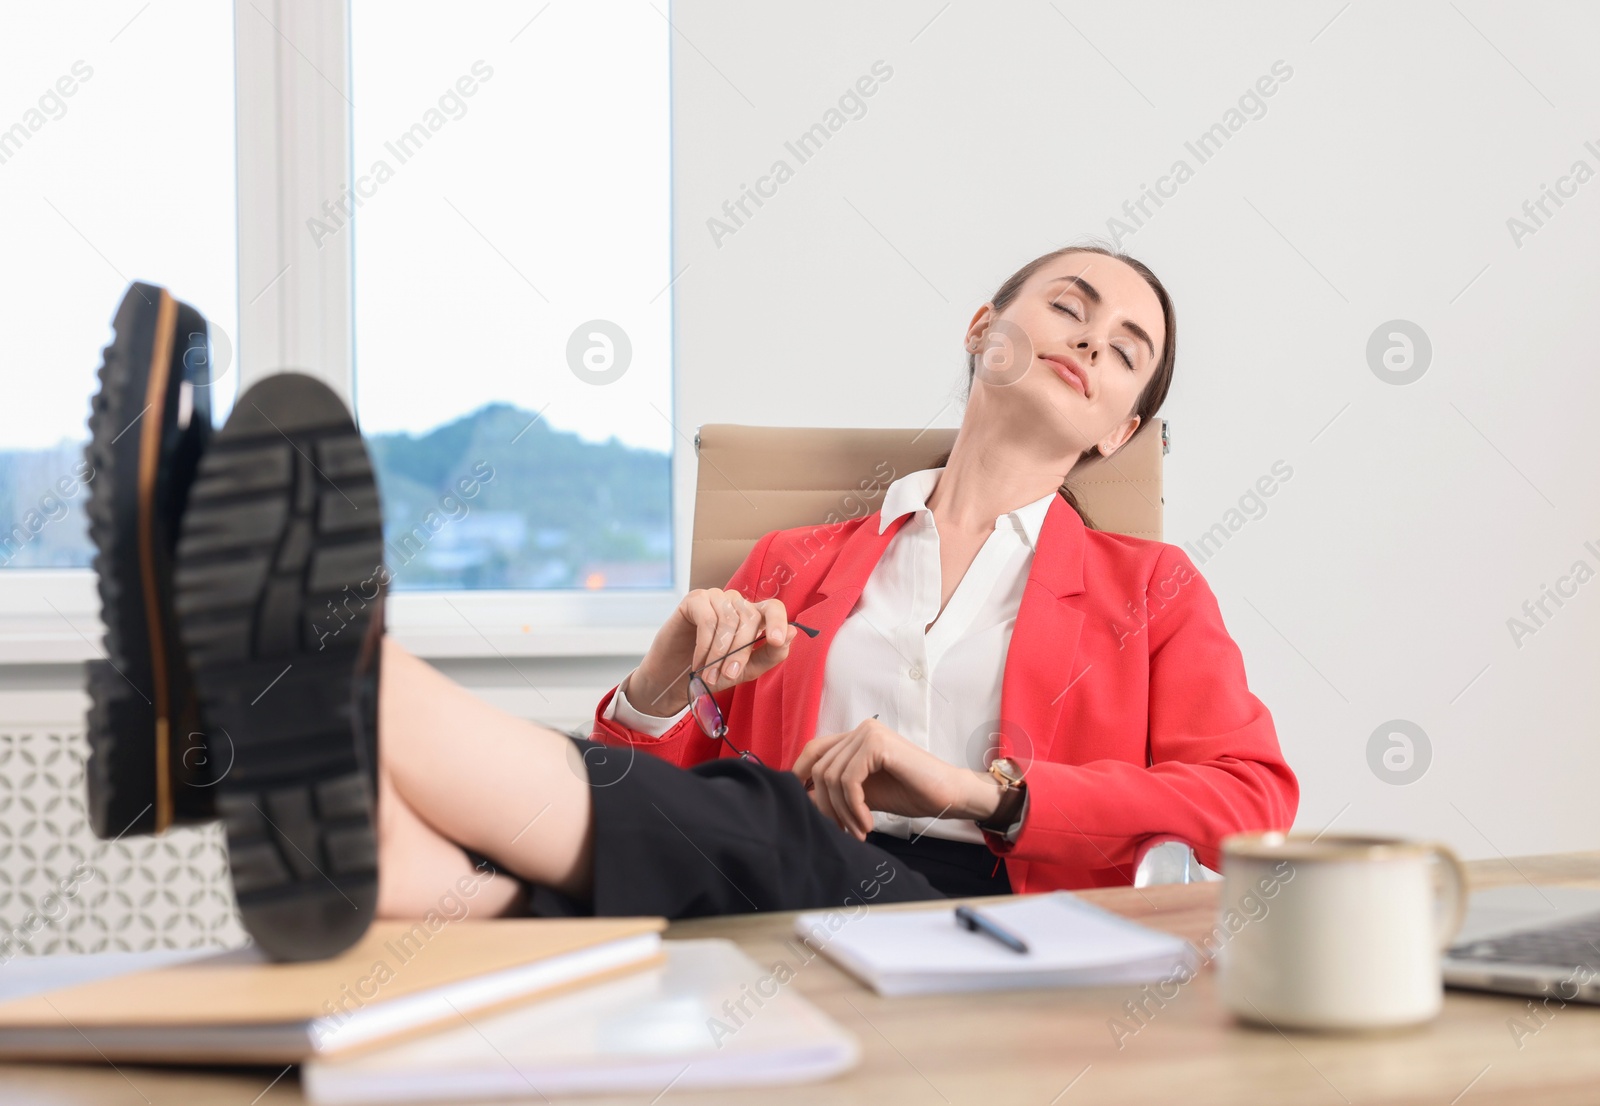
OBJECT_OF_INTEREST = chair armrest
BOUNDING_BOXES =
[1133,837,1223,887]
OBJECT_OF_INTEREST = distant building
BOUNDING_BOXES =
[577,559,672,589]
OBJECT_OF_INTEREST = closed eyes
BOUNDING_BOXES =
[1051,301,1135,369]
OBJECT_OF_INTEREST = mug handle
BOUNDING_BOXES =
[1425,842,1470,949]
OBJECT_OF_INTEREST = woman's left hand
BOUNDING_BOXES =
[792,719,1002,841]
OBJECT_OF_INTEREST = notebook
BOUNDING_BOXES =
[302,939,859,1103]
[0,917,664,1064]
[795,892,1198,996]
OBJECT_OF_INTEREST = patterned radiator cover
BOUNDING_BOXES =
[0,722,248,959]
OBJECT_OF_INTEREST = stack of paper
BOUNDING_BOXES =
[795,892,1198,996]
[302,939,859,1103]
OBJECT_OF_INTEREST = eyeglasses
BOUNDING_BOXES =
[688,621,819,764]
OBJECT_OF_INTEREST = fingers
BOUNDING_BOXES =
[641,586,792,717]
[806,729,875,841]
[758,600,790,650]
[719,596,765,685]
[793,729,849,783]
[741,599,792,678]
[684,591,720,688]
[683,588,753,687]
[808,737,853,836]
[836,741,874,840]
[703,591,742,686]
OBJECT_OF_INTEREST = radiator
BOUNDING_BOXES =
[0,693,247,959]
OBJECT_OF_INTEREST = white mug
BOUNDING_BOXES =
[1215,832,1469,1031]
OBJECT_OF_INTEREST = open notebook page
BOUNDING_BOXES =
[795,892,1198,996]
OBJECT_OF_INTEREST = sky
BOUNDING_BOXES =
[348,0,673,452]
[1,0,673,454]
[0,2,238,450]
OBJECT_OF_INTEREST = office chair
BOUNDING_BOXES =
[688,421,1218,887]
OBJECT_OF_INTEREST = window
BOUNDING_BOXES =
[349,1,674,592]
[0,2,237,572]
[0,0,674,660]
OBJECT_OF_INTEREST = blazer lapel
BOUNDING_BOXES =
[999,495,1089,769]
[781,512,910,754]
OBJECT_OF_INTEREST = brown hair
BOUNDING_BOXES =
[938,244,1178,530]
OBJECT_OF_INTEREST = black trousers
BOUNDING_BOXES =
[865,831,1012,898]
[492,738,952,919]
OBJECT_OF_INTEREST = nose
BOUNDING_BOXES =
[1075,339,1097,364]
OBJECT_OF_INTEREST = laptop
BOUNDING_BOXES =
[1442,885,1600,1002]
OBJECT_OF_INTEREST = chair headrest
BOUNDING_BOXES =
[688,420,1165,591]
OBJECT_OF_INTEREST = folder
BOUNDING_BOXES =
[0,917,665,1064]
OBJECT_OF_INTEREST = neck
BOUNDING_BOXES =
[926,418,1074,534]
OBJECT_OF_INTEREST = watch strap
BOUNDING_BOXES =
[976,779,1027,834]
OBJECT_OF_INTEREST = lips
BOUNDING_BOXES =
[1041,354,1089,398]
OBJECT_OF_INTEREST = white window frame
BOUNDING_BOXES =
[0,0,686,664]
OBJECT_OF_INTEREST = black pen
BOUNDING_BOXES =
[953,905,1029,954]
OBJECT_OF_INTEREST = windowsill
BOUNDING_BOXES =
[386,622,658,659]
[0,572,677,664]
[0,621,662,665]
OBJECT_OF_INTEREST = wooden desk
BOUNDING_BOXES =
[2,852,1597,1105]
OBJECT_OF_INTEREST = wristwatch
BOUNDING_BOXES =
[976,757,1027,835]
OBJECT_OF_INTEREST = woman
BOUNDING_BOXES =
[87,248,1295,959]
[592,244,1299,897]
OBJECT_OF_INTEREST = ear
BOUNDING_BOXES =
[963,303,997,354]
[1096,414,1142,459]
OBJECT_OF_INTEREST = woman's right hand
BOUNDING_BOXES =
[622,588,795,718]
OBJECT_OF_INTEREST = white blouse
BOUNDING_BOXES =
[606,467,1055,844]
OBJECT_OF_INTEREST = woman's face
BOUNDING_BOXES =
[963,253,1166,464]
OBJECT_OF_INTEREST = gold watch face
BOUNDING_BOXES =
[990,757,1023,787]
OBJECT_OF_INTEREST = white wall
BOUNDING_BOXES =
[665,1,1600,859]
[5,2,1593,868]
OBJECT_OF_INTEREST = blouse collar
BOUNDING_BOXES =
[878,466,1057,551]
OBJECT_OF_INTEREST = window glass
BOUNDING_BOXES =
[0,3,237,569]
[350,0,673,591]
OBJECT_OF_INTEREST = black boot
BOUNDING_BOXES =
[174,371,386,961]
[84,281,219,838]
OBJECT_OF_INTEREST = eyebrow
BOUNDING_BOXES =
[1045,275,1157,363]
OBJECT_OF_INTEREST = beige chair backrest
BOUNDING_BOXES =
[689,419,1167,591]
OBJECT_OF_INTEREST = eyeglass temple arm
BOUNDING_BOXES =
[696,621,820,674]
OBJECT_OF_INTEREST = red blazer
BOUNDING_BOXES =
[591,494,1299,893]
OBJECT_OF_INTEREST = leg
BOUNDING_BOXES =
[375,638,943,917]
[91,343,924,957]
[551,733,944,917]
[373,747,523,918]
[377,637,596,899]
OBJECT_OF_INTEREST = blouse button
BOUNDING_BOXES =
[908,665,924,681]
